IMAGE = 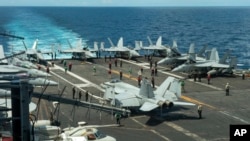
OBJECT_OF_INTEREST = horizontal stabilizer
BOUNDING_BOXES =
[173,101,196,106]
[140,102,159,111]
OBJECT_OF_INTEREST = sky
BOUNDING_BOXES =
[0,0,250,7]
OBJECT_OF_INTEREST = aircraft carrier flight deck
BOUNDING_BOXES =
[32,56,250,141]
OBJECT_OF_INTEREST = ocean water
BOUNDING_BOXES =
[0,7,250,68]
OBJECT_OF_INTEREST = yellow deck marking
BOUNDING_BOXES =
[111,69,138,81]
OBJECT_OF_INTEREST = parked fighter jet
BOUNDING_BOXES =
[102,77,195,112]
[8,57,38,69]
[136,36,176,57]
[0,45,38,69]
[22,39,47,62]
[157,43,207,66]
[100,37,140,59]
[0,65,50,77]
[172,48,237,76]
[59,38,98,59]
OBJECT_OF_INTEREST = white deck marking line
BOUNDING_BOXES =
[61,111,73,122]
[50,70,104,100]
[164,122,207,141]
[219,111,249,124]
[131,118,147,128]
[131,118,172,141]
[74,83,92,87]
[53,64,104,92]
[150,129,172,141]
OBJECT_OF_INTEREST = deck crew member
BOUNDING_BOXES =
[225,83,230,96]
[198,104,202,119]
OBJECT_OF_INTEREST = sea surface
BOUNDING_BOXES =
[0,6,250,68]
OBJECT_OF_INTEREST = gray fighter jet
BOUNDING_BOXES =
[102,76,195,112]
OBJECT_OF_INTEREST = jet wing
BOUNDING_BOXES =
[104,47,128,52]
[211,63,229,68]
[60,48,85,53]
[141,46,164,50]
[115,93,140,107]
[139,102,159,111]
[195,62,229,68]
[173,101,196,106]
[176,55,188,60]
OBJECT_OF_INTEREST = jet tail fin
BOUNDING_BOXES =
[156,36,162,46]
[197,45,207,57]
[219,49,231,64]
[209,48,219,62]
[171,40,181,56]
[100,42,105,51]
[117,37,123,48]
[134,41,142,50]
[229,56,237,68]
[94,42,98,51]
[154,76,182,98]
[188,43,196,62]
[32,39,39,50]
[172,40,178,49]
[147,36,153,46]
[139,78,154,98]
[76,38,82,49]
[108,37,115,47]
[67,39,73,49]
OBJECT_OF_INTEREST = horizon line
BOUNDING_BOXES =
[1,5,250,7]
